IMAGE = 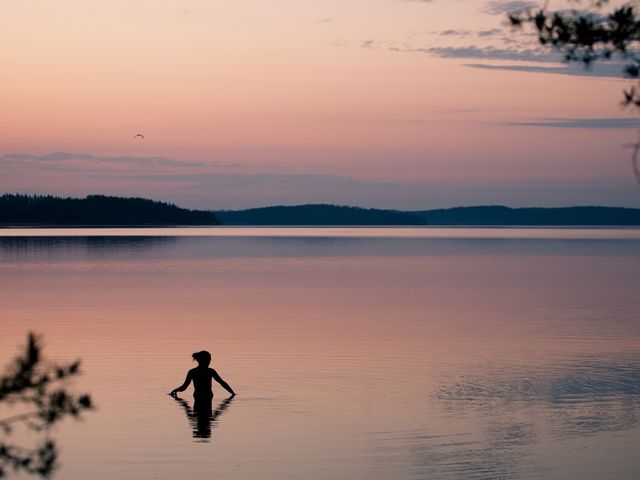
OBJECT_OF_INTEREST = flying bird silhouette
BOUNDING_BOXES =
[133,133,144,140]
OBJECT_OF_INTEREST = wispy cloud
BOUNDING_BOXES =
[478,28,504,37]
[362,40,560,63]
[466,62,628,78]
[90,172,367,189]
[362,36,631,79]
[0,152,243,169]
[439,29,472,36]
[438,28,503,38]
[402,0,539,13]
[420,45,557,62]
[483,1,539,15]
[360,0,628,80]
[506,118,640,129]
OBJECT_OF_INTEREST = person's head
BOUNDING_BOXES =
[192,350,211,366]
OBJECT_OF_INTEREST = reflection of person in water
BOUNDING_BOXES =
[169,350,236,440]
[170,350,236,400]
[172,394,235,440]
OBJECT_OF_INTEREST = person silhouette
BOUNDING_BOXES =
[170,351,236,403]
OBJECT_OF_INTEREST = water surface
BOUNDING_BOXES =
[1,228,639,479]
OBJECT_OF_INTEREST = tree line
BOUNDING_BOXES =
[0,194,218,226]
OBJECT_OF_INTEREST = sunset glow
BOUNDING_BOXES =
[2,0,639,208]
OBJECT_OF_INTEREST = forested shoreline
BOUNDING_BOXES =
[3,194,640,226]
[217,204,640,226]
[0,194,218,226]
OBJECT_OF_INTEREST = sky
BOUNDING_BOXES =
[2,0,640,210]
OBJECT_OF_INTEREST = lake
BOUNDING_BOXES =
[1,227,640,479]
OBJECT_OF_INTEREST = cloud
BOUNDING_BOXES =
[483,1,539,15]
[360,39,562,63]
[506,117,640,129]
[361,38,563,62]
[439,29,471,36]
[0,152,243,169]
[365,0,625,81]
[362,37,632,80]
[419,45,559,62]
[466,61,628,78]
[438,28,503,38]
[89,172,370,190]
[362,38,629,78]
[478,28,503,37]
[361,39,377,49]
[404,0,538,10]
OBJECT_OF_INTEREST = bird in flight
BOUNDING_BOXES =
[133,133,144,140]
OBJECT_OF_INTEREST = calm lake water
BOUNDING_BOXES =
[1,228,640,479]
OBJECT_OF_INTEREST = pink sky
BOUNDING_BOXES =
[1,0,639,209]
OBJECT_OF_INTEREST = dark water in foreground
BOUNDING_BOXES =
[1,228,639,479]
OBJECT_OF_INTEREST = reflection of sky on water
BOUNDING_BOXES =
[2,230,639,479]
[368,354,640,479]
[369,423,540,480]
[438,355,640,412]
[408,354,640,478]
[411,423,538,480]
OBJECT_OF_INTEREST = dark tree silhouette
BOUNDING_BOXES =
[510,0,640,103]
[0,333,92,478]
[509,0,640,182]
[215,204,429,225]
[0,194,218,226]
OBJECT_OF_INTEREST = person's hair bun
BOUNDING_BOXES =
[192,350,212,363]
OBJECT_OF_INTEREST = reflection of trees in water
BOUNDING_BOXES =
[0,333,92,478]
[172,395,235,442]
[0,236,177,261]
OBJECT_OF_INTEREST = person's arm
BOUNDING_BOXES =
[170,371,192,396]
[211,369,236,396]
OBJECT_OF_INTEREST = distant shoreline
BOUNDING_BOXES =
[2,224,640,229]
[0,224,210,228]
[0,194,218,226]
[3,194,640,226]
[214,204,640,226]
